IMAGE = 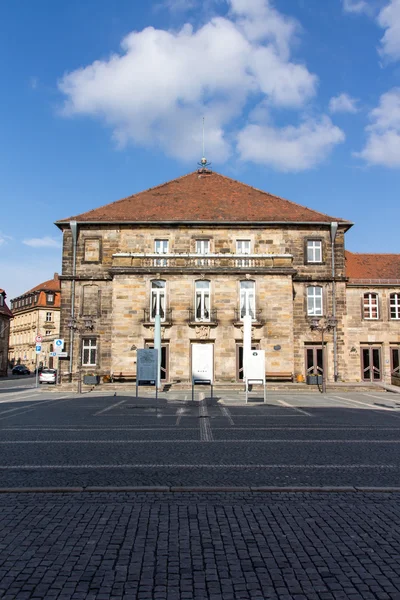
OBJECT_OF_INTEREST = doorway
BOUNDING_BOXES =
[391,346,400,376]
[305,345,324,378]
[145,344,169,382]
[236,344,259,381]
[361,346,382,381]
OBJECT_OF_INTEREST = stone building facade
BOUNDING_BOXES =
[0,289,13,376]
[56,169,369,386]
[8,274,61,371]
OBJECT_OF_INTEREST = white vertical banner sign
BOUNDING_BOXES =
[154,314,161,389]
[243,313,252,384]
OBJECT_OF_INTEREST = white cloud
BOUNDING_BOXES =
[23,236,62,248]
[237,116,345,172]
[0,232,12,246]
[342,0,370,14]
[378,0,400,61]
[356,88,400,167]
[58,0,319,166]
[329,93,359,114]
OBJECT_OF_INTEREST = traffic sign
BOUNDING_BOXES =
[35,335,42,343]
[49,352,57,357]
[58,352,68,358]
[55,339,64,348]
[35,344,42,354]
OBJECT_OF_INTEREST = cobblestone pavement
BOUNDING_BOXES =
[1,491,400,599]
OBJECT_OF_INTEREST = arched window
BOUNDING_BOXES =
[307,286,323,316]
[240,281,255,319]
[151,280,166,321]
[195,280,210,322]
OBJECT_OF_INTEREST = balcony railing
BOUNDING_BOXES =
[112,253,293,271]
[234,308,264,324]
[188,308,218,324]
[143,308,173,325]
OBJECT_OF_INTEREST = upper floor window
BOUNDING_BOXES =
[84,238,101,262]
[150,280,166,321]
[45,330,51,336]
[363,293,379,320]
[82,338,97,366]
[154,239,169,266]
[390,294,400,320]
[306,240,322,263]
[195,280,210,322]
[236,240,251,267]
[240,280,255,320]
[46,293,54,305]
[307,286,323,316]
[196,240,210,254]
[46,312,52,322]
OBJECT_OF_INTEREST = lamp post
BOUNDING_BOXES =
[67,315,93,393]
[310,315,338,394]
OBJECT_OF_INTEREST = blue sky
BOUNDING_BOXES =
[1,0,400,300]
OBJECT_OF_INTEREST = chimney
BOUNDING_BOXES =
[54,273,59,280]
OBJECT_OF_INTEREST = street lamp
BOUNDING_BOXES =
[67,315,94,392]
[310,315,338,393]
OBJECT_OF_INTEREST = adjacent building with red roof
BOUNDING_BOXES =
[8,274,61,371]
[54,168,399,386]
[0,289,13,376]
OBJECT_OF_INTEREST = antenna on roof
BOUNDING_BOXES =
[197,116,212,171]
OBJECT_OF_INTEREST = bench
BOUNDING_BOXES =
[111,372,136,383]
[265,372,294,382]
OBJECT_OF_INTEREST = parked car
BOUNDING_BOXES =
[12,365,31,375]
[39,368,57,385]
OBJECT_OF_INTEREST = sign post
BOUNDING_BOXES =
[136,349,158,399]
[154,315,161,390]
[245,350,266,403]
[35,343,42,388]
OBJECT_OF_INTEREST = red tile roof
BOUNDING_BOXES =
[26,274,60,295]
[346,251,400,280]
[0,290,13,318]
[56,171,351,226]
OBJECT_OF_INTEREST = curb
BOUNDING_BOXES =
[0,486,400,493]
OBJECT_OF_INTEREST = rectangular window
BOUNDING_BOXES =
[82,338,97,366]
[196,240,210,266]
[363,293,379,319]
[154,239,169,266]
[236,240,251,267]
[307,286,323,316]
[195,281,210,321]
[306,240,322,263]
[46,293,54,305]
[46,312,52,322]
[45,330,51,336]
[150,281,166,321]
[240,281,256,320]
[390,293,400,320]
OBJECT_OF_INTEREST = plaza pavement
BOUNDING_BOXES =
[1,383,400,598]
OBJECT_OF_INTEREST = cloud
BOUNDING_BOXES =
[58,0,320,167]
[237,116,345,172]
[329,93,359,114]
[342,0,370,13]
[378,0,400,62]
[0,232,12,246]
[23,236,62,248]
[356,88,400,167]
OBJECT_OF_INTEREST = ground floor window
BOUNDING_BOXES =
[145,343,169,382]
[361,345,381,381]
[82,338,97,366]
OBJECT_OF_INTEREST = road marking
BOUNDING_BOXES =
[364,393,400,404]
[277,399,312,416]
[0,395,73,421]
[175,407,185,425]
[93,400,126,416]
[199,399,213,441]
[332,395,400,413]
[0,439,399,444]
[219,405,235,425]
[0,427,199,431]
[0,464,397,470]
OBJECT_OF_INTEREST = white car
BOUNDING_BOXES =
[39,368,57,385]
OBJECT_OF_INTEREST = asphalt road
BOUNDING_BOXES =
[0,380,400,489]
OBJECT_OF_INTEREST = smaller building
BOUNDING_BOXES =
[0,289,13,376]
[8,274,61,371]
